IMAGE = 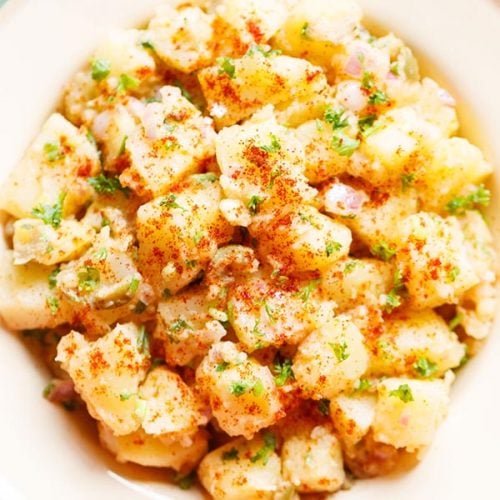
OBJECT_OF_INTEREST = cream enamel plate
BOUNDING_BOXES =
[0,1,499,499]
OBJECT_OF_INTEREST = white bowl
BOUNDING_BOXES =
[0,1,498,499]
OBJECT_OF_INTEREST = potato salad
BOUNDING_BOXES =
[0,0,496,497]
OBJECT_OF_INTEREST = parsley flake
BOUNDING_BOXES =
[370,241,396,261]
[117,73,139,93]
[326,240,342,257]
[170,319,193,332]
[247,45,281,57]
[448,312,463,331]
[229,380,253,396]
[137,325,150,355]
[174,472,196,491]
[48,267,61,289]
[413,357,437,377]
[258,134,281,153]
[329,341,350,363]
[44,141,63,162]
[369,90,389,105]
[31,192,66,229]
[77,267,100,293]
[324,107,349,130]
[401,173,416,190]
[300,22,310,39]
[217,57,236,78]
[389,383,414,403]
[160,194,186,212]
[216,361,230,372]
[247,195,265,215]
[295,279,320,303]
[222,448,239,461]
[331,132,360,157]
[91,58,111,81]
[250,432,276,464]
[273,358,294,387]
[88,173,127,194]
[446,185,490,215]
[46,296,59,315]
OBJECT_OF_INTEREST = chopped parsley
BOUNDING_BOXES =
[358,114,377,135]
[217,57,236,78]
[247,195,265,215]
[324,107,349,130]
[119,392,134,401]
[446,185,490,215]
[31,192,66,229]
[384,268,406,312]
[160,194,186,211]
[401,173,416,190]
[44,141,63,162]
[48,267,60,289]
[318,399,330,416]
[117,73,139,93]
[46,296,59,315]
[258,134,281,153]
[331,132,360,157]
[295,279,320,303]
[77,266,100,293]
[413,357,437,377]
[222,448,239,461]
[174,472,196,490]
[93,248,108,261]
[389,383,414,403]
[361,71,375,90]
[88,173,127,194]
[273,358,294,387]
[300,22,310,39]
[368,90,389,105]
[250,432,276,464]
[344,261,360,274]
[191,172,218,183]
[326,240,342,257]
[370,241,396,261]
[354,378,373,392]
[117,135,128,156]
[170,319,193,332]
[329,340,350,363]
[229,379,264,397]
[215,361,230,372]
[247,45,281,57]
[448,312,463,331]
[141,40,155,50]
[128,275,140,294]
[252,379,265,397]
[192,231,204,245]
[137,325,150,355]
[447,266,460,283]
[91,58,111,81]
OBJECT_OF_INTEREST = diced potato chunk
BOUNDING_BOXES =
[343,191,418,248]
[13,218,94,266]
[198,51,327,127]
[196,342,283,438]
[372,376,451,451]
[227,274,319,351]
[136,177,232,296]
[139,367,207,437]
[397,212,480,308]
[56,323,149,435]
[119,86,217,198]
[251,205,351,273]
[99,423,208,472]
[273,0,362,67]
[154,287,226,366]
[293,315,369,399]
[330,394,376,448]
[198,435,282,500]
[0,249,71,330]
[216,0,287,45]
[282,424,345,493]
[419,138,493,211]
[369,310,465,377]
[321,258,392,311]
[216,108,316,209]
[148,5,214,73]
[0,113,100,219]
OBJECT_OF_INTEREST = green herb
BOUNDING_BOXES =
[94,248,108,261]
[137,325,150,355]
[326,240,342,257]
[361,71,374,90]
[222,448,239,461]
[370,241,396,261]
[88,174,126,194]
[273,358,294,387]
[119,392,134,401]
[118,135,128,156]
[344,261,360,274]
[160,194,186,211]
[324,107,349,130]
[117,73,139,93]
[331,132,360,157]
[162,288,172,299]
[358,114,377,134]
[247,45,281,57]
[458,348,470,369]
[447,266,460,283]
[31,193,66,228]
[247,195,265,215]
[250,432,276,464]
[448,312,463,331]
[258,134,281,153]
[300,22,310,38]
[413,357,437,377]
[390,62,400,76]
[268,167,282,189]
[329,341,350,363]
[170,319,193,332]
[354,378,372,392]
[230,380,253,396]
[43,381,55,398]
[295,279,320,303]
[192,231,204,245]
[369,90,389,105]
[174,472,196,490]
[128,275,140,294]
[216,361,230,372]
[446,185,490,215]
[133,300,147,314]
[46,296,59,315]
[401,173,416,190]
[141,40,154,50]
[48,267,60,289]
[318,399,330,416]
[185,259,198,269]
[252,379,265,397]
[389,383,414,403]
[44,141,63,162]
[191,172,218,183]
[91,58,111,81]
[263,301,275,323]
[217,57,236,78]
[101,216,110,227]
[134,399,148,420]
[77,267,100,293]
[384,268,406,312]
